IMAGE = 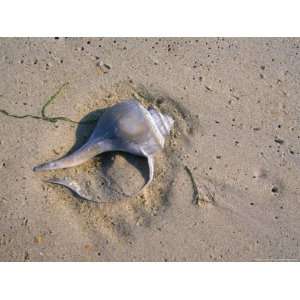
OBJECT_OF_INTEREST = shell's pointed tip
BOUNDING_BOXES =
[33,163,47,172]
[32,165,39,172]
[45,178,58,184]
[33,161,56,172]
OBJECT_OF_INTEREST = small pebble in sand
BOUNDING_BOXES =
[271,186,279,194]
[96,61,111,72]
[34,234,44,244]
[274,138,284,145]
[253,168,267,179]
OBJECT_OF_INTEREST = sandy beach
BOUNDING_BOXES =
[0,37,299,261]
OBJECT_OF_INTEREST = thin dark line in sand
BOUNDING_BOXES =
[0,82,98,125]
[184,166,201,205]
[184,166,217,206]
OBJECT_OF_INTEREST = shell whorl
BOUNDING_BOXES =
[148,107,174,137]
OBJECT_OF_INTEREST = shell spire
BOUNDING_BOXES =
[148,107,174,137]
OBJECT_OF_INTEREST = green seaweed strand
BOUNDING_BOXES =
[0,82,97,125]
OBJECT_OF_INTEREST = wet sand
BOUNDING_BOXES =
[0,38,299,261]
